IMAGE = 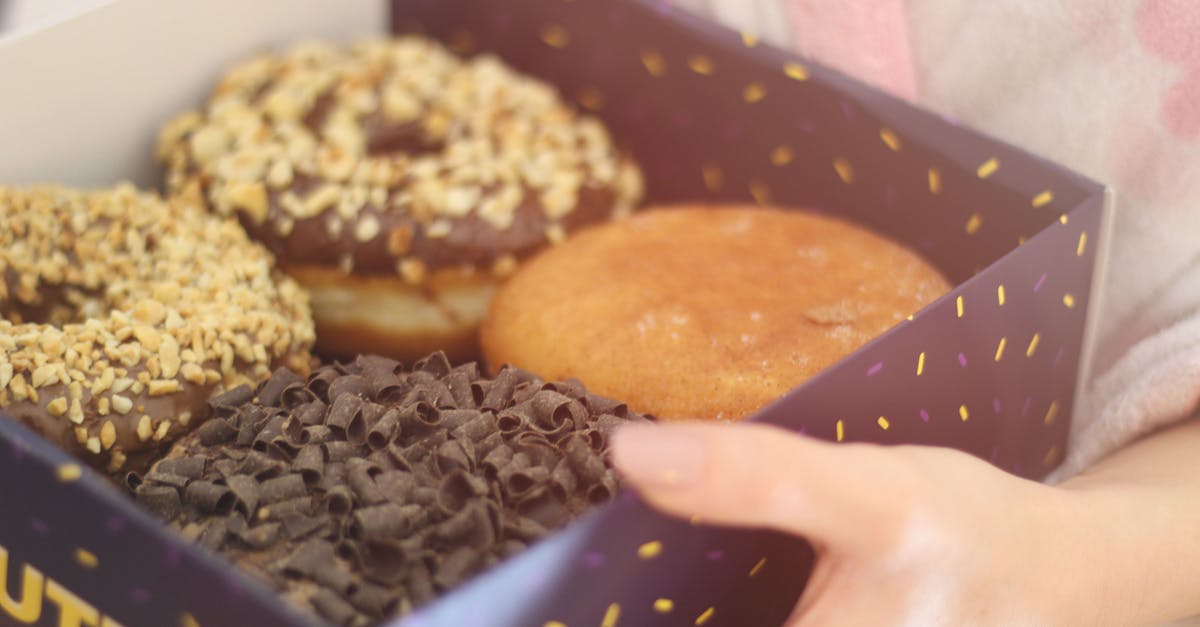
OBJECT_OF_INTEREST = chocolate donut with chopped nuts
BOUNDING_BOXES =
[158,37,644,361]
[133,353,650,625]
[0,185,314,472]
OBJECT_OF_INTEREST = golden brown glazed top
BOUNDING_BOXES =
[482,206,951,421]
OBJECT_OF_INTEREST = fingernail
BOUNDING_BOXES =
[611,425,706,489]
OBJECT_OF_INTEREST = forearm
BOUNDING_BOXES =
[1059,415,1200,625]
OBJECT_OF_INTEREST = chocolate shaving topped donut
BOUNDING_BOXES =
[0,185,314,472]
[158,37,644,360]
[133,354,650,625]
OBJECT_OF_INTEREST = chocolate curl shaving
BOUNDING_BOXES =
[499,539,526,558]
[356,354,402,375]
[366,449,397,471]
[479,368,518,411]
[443,370,476,409]
[305,368,340,402]
[449,361,480,381]
[366,408,402,450]
[212,458,239,479]
[208,384,254,415]
[587,472,619,505]
[434,501,496,548]
[437,409,480,431]
[364,368,409,404]
[406,562,437,606]
[235,522,280,550]
[510,381,541,406]
[347,462,386,505]
[142,472,190,490]
[480,444,513,479]
[347,402,386,446]
[322,441,360,463]
[155,456,206,479]
[281,539,335,578]
[401,439,447,481]
[279,381,316,410]
[293,445,324,485]
[451,411,497,444]
[184,481,235,515]
[408,486,439,508]
[359,541,410,585]
[502,515,549,542]
[517,487,571,528]
[237,450,286,479]
[496,406,528,436]
[540,378,587,399]
[549,459,578,503]
[251,414,288,452]
[310,588,359,626]
[404,380,455,409]
[282,513,329,541]
[324,485,355,516]
[589,412,626,436]
[383,443,415,473]
[349,581,398,619]
[259,474,306,504]
[473,430,505,458]
[123,472,143,492]
[297,424,332,446]
[257,367,303,408]
[375,470,419,504]
[225,474,260,517]
[350,503,423,542]
[433,546,481,590]
[498,454,549,499]
[437,470,489,514]
[194,418,237,446]
[396,403,441,441]
[260,496,313,521]
[510,431,560,466]
[529,391,587,437]
[434,439,474,475]
[294,400,327,427]
[414,351,452,378]
[563,433,606,486]
[312,562,356,597]
[327,374,370,401]
[135,484,181,520]
[326,394,364,435]
[583,393,629,418]
[197,518,228,550]
[578,427,606,452]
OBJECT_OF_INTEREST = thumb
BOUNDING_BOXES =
[611,422,904,554]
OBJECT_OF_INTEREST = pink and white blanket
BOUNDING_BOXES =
[674,0,1200,479]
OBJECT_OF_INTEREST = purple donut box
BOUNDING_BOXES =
[0,0,1110,626]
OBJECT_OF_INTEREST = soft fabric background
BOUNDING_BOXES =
[673,0,1200,481]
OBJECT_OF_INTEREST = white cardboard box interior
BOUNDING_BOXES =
[0,0,386,188]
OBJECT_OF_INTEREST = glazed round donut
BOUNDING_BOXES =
[482,205,951,422]
[158,37,643,361]
[0,185,315,472]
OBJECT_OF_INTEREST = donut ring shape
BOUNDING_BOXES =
[157,37,643,359]
[0,185,315,472]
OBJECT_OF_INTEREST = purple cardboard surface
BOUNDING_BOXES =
[0,418,315,627]
[388,0,1107,626]
[0,0,1107,626]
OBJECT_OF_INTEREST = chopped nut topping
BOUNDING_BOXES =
[1,185,314,467]
[157,37,645,285]
[354,215,382,242]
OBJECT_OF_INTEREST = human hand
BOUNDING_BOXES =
[611,423,1103,627]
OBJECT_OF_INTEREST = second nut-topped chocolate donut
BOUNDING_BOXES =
[159,37,644,361]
